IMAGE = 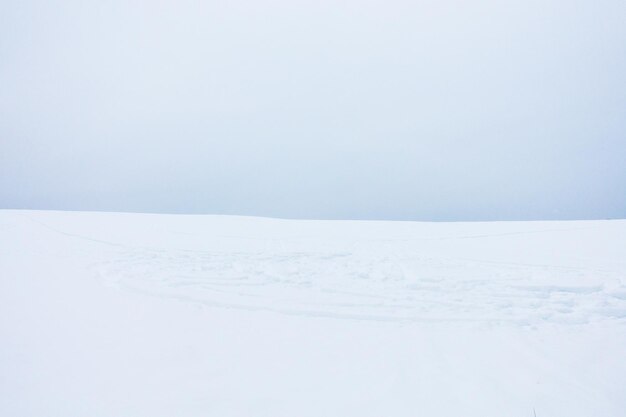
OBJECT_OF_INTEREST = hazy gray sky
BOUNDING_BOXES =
[1,0,625,221]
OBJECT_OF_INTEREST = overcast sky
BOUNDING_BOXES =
[1,0,625,221]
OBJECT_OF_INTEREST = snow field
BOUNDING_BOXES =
[1,210,625,416]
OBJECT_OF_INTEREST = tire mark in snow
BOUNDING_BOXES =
[95,247,626,325]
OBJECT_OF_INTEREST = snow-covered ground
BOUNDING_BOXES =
[1,210,625,417]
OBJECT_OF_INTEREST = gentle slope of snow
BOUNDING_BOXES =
[1,210,625,416]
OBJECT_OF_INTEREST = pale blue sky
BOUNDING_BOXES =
[1,0,625,220]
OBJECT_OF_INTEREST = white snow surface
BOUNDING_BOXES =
[1,210,625,416]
